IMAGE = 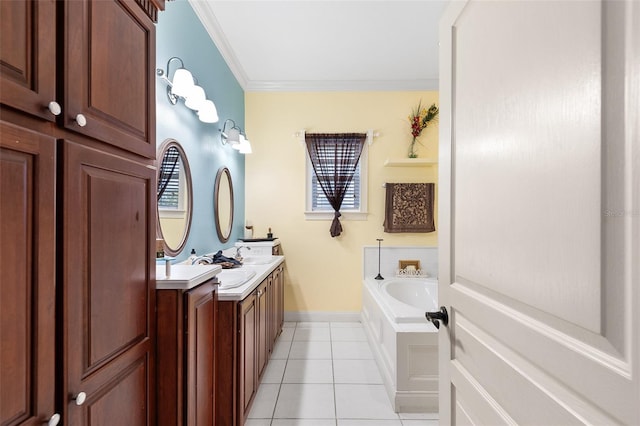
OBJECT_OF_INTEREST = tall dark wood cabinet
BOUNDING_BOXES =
[61,142,156,425]
[0,0,163,424]
[0,122,56,426]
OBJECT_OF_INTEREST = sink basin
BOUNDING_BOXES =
[217,268,257,289]
[242,256,276,265]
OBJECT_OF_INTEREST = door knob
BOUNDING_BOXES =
[73,391,87,406]
[75,114,87,127]
[425,306,449,329]
[47,101,61,116]
[46,413,61,426]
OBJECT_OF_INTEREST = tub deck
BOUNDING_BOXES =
[361,277,439,413]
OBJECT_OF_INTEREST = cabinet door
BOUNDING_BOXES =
[275,266,284,335]
[267,275,275,354]
[0,122,56,425]
[238,294,257,421]
[214,301,237,426]
[64,0,156,158]
[61,141,156,425]
[256,280,269,378]
[185,282,217,426]
[0,0,57,122]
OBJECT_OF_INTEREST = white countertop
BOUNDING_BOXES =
[156,264,222,290]
[217,256,285,301]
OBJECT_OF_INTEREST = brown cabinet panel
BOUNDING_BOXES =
[64,0,156,158]
[156,290,183,425]
[186,283,217,426]
[276,265,284,336]
[62,140,156,424]
[157,281,217,426]
[0,122,56,426]
[0,0,56,122]
[238,294,257,421]
[257,280,269,378]
[214,301,238,426]
[82,355,149,425]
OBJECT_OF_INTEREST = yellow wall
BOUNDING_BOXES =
[245,91,438,312]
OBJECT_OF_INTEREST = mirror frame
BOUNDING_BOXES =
[214,167,234,243]
[156,138,193,257]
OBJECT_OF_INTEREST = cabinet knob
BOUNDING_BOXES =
[47,101,62,116]
[73,391,87,406]
[75,114,87,127]
[46,413,61,426]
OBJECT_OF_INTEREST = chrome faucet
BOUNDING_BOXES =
[235,246,251,261]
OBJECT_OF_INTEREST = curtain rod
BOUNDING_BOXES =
[293,129,379,146]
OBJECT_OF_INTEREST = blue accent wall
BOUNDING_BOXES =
[156,0,245,262]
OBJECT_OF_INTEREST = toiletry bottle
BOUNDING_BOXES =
[188,248,197,263]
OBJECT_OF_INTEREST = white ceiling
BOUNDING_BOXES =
[188,0,449,92]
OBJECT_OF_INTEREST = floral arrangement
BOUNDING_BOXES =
[408,101,439,158]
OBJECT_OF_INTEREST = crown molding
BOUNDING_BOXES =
[188,0,439,93]
[245,79,440,93]
[188,0,249,90]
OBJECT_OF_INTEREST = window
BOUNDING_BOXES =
[305,143,368,220]
[158,154,186,212]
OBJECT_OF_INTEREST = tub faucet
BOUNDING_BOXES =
[235,246,251,261]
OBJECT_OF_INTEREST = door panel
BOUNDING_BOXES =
[62,140,156,424]
[257,280,268,378]
[186,282,216,426]
[83,356,148,425]
[439,0,639,424]
[64,0,155,158]
[238,295,257,420]
[0,122,55,425]
[0,0,56,121]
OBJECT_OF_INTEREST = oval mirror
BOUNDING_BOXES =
[214,167,234,243]
[156,139,193,256]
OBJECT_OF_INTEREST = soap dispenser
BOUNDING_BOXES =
[188,249,197,263]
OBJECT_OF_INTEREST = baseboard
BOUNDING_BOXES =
[283,311,361,323]
[395,391,439,413]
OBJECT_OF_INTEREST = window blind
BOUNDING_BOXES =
[158,151,181,209]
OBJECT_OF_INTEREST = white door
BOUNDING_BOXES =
[437,0,639,424]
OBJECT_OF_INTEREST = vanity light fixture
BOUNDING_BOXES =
[156,56,219,123]
[219,119,253,154]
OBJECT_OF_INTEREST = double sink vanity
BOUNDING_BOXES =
[155,241,285,425]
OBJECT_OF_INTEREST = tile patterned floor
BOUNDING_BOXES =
[244,321,438,426]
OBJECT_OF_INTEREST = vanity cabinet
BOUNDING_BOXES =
[156,280,218,426]
[0,0,162,424]
[215,265,285,425]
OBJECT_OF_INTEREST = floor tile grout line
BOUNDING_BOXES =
[329,322,338,424]
[259,321,413,425]
[266,322,294,424]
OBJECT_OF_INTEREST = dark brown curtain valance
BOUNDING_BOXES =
[305,133,366,237]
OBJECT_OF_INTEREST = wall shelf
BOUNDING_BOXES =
[384,158,438,167]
